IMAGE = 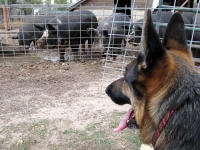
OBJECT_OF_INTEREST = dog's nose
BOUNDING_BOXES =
[105,84,112,96]
[105,86,109,95]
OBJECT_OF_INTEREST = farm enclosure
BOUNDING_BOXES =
[1,0,200,149]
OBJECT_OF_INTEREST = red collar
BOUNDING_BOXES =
[152,108,176,147]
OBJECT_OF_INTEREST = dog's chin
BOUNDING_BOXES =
[105,88,131,105]
[110,96,131,105]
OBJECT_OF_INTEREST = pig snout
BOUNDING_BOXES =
[93,43,105,52]
[125,35,133,43]
[94,46,105,52]
[37,40,41,47]
[37,39,45,47]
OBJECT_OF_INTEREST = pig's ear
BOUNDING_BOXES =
[47,24,57,31]
[87,28,96,37]
[34,24,45,30]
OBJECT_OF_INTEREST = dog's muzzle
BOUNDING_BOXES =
[105,80,139,131]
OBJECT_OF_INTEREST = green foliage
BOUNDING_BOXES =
[54,0,68,10]
[22,8,32,15]
[1,0,17,4]
[44,0,51,4]
[54,0,67,4]
[18,0,43,15]
[21,0,43,4]
[2,0,43,4]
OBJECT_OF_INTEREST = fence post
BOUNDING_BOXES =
[2,5,9,31]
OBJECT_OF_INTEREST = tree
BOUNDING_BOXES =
[54,0,67,4]
[45,0,51,4]
[1,0,17,4]
[21,0,43,4]
[54,0,68,10]
[20,0,43,15]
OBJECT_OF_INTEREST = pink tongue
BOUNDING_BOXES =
[114,108,133,132]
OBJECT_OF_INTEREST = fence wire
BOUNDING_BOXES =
[102,0,200,89]
[0,1,199,69]
[0,4,115,63]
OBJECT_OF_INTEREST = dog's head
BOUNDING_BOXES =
[106,10,194,142]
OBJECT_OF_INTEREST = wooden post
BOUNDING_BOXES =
[2,5,8,31]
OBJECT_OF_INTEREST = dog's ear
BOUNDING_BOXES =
[163,12,188,51]
[140,10,165,69]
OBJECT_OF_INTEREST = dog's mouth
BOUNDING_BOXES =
[114,107,139,132]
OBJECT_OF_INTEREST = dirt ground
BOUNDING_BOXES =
[0,59,142,150]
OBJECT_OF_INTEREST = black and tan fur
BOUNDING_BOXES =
[106,10,200,150]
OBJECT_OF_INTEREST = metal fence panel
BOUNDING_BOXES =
[102,0,200,89]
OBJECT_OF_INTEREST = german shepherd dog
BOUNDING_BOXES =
[106,10,200,150]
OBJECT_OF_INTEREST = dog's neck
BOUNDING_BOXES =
[152,108,176,148]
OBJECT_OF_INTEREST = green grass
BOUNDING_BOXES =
[0,111,142,150]
[86,123,115,149]
[123,130,142,148]
[30,120,49,138]
[0,119,49,150]
[10,138,37,150]
[109,111,142,149]
[62,126,114,150]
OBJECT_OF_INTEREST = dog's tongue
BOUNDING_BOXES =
[114,108,133,132]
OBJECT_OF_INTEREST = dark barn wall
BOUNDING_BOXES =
[176,0,194,7]
[163,0,194,8]
[77,0,113,8]
[114,0,131,17]
[72,0,146,10]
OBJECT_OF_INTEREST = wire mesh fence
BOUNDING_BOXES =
[0,1,200,66]
[102,0,200,89]
[0,2,121,63]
